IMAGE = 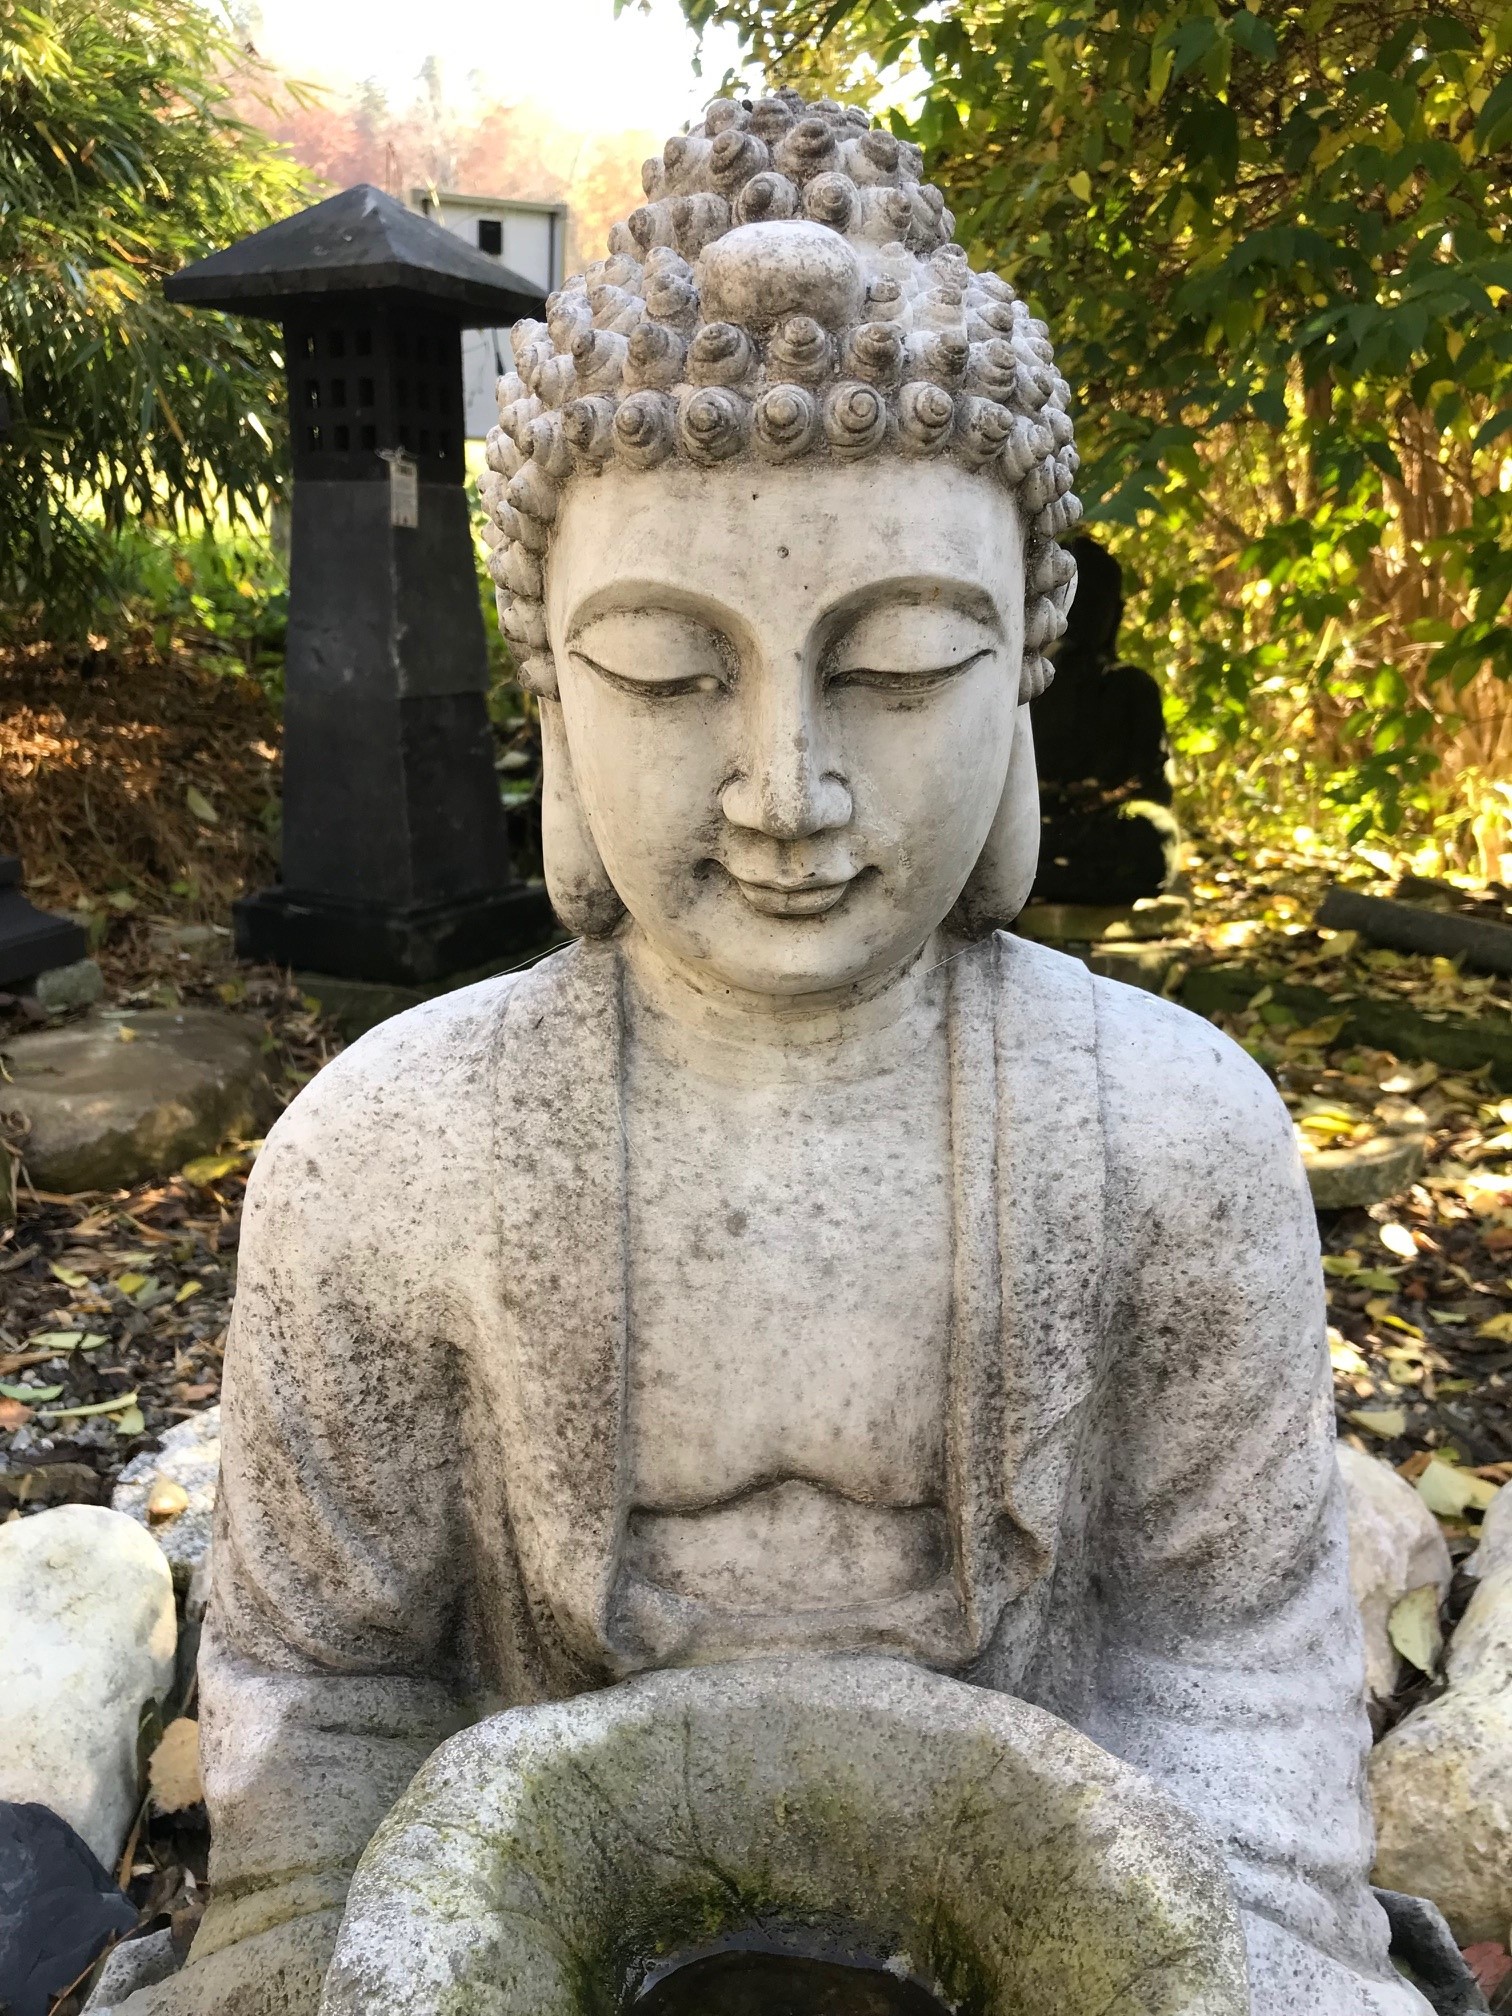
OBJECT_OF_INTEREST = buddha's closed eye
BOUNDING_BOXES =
[824,600,1002,696]
[568,598,1002,700]
[570,607,733,698]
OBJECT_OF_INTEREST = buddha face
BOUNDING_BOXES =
[547,457,1024,999]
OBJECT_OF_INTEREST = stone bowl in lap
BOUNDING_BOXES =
[319,1655,1249,2016]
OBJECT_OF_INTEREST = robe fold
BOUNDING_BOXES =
[120,933,1425,2014]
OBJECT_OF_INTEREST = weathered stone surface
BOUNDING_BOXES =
[0,1010,266,1192]
[1468,1473,1512,1581]
[84,1929,181,2010]
[0,1507,176,1866]
[1339,1443,1452,1701]
[1371,1483,1512,1942]
[113,1408,220,1591]
[29,957,104,1014]
[323,1656,1250,2016]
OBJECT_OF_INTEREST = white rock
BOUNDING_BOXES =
[112,1406,220,1590]
[1371,1497,1512,1943]
[1467,1476,1512,1580]
[0,1505,176,1867]
[1338,1442,1452,1701]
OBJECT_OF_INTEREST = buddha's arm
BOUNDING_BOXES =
[1085,993,1429,2016]
[175,988,509,2009]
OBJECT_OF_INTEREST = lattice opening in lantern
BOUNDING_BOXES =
[284,301,465,483]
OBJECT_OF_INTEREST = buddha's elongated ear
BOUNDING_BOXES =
[539,696,626,938]
[948,703,1040,937]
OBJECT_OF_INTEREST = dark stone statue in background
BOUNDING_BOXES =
[1029,538,1180,907]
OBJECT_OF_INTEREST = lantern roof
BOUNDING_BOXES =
[164,184,547,325]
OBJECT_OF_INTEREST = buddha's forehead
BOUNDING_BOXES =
[549,458,1023,637]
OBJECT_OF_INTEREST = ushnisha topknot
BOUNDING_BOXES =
[479,88,1082,702]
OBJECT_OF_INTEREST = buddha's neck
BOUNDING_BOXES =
[618,923,949,1087]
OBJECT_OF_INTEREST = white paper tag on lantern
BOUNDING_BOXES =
[388,451,419,529]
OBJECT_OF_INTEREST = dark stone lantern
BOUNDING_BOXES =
[166,184,555,985]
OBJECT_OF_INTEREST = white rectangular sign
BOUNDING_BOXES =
[388,451,419,529]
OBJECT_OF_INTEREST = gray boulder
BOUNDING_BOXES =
[0,1010,266,1192]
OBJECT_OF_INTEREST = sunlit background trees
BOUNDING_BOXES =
[2,0,1508,865]
[0,0,308,630]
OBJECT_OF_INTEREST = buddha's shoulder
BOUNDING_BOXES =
[1093,971,1298,1198]
[270,971,516,1144]
[248,940,613,1175]
[996,935,1296,1181]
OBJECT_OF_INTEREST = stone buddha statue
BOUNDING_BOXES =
[115,90,1427,2016]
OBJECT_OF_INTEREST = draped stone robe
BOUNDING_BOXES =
[166,933,1427,2016]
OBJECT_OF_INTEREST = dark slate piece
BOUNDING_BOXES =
[0,857,87,990]
[1374,1889,1489,2015]
[0,1801,137,2016]
[163,183,545,324]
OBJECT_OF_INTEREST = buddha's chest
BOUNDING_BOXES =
[623,1049,952,1512]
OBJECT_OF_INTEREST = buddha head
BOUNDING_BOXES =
[479,89,1081,1001]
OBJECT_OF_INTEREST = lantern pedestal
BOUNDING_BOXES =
[233,478,552,983]
[234,883,554,986]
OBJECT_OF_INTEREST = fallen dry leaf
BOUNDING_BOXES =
[148,1718,203,1814]
[180,1153,243,1186]
[1387,1583,1443,1675]
[1463,1943,1512,1997]
[1348,1407,1409,1440]
[1417,1457,1500,1518]
[146,1476,190,1522]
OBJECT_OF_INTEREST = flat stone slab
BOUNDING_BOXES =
[1304,1108,1429,1210]
[1018,894,1192,945]
[1181,962,1512,1092]
[0,1009,267,1193]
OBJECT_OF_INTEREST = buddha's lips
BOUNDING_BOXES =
[727,874,855,918]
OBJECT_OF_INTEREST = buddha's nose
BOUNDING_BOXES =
[721,722,852,842]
